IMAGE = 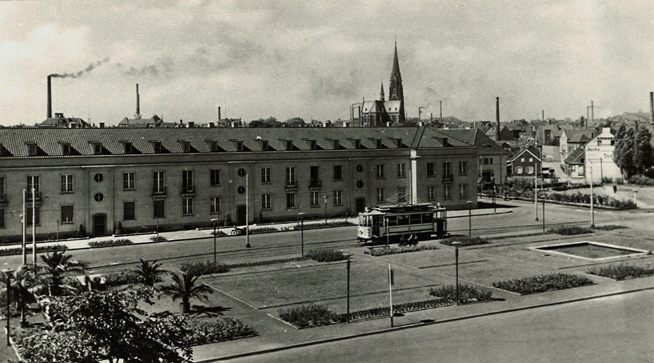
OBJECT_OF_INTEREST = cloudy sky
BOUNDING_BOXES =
[0,0,652,126]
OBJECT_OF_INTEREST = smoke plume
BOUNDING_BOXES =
[49,58,110,78]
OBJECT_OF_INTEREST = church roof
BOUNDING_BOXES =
[392,42,401,77]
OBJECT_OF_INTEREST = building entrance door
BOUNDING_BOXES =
[355,198,366,214]
[236,205,247,226]
[92,214,107,237]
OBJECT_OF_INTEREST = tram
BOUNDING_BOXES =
[357,203,447,244]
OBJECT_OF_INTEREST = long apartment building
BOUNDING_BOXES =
[0,126,478,240]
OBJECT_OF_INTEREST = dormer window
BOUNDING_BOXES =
[376,139,383,149]
[61,143,72,155]
[261,140,269,151]
[333,140,340,150]
[395,139,403,148]
[123,142,134,154]
[310,140,318,150]
[210,141,219,152]
[179,141,192,153]
[152,142,163,153]
[27,143,38,156]
[236,141,244,151]
[87,142,103,155]
[286,140,293,151]
[353,139,361,149]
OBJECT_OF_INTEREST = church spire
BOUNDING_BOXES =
[380,82,385,102]
[389,42,403,102]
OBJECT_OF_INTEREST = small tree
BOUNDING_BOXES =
[633,127,653,175]
[18,288,192,363]
[133,259,167,287]
[160,271,213,314]
[40,248,88,296]
[11,265,44,325]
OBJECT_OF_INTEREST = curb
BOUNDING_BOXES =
[197,286,654,362]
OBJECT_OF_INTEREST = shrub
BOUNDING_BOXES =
[429,284,492,304]
[88,239,133,248]
[248,227,278,235]
[588,264,654,281]
[628,175,654,186]
[226,257,306,269]
[493,273,594,294]
[0,244,66,257]
[103,270,143,287]
[305,249,347,262]
[181,260,229,276]
[364,244,440,257]
[441,236,490,247]
[150,235,168,242]
[548,225,593,235]
[278,304,342,328]
[185,317,256,345]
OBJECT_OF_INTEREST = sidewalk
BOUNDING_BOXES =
[0,207,513,252]
[193,273,654,362]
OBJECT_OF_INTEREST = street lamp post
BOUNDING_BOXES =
[346,255,351,323]
[211,218,218,265]
[467,201,472,237]
[3,268,14,346]
[451,242,461,305]
[323,195,328,224]
[542,198,546,233]
[298,212,305,258]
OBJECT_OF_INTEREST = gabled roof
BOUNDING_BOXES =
[564,147,585,165]
[508,146,541,163]
[0,126,470,158]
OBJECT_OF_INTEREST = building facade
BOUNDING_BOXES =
[0,126,477,241]
[508,146,541,178]
[585,127,622,183]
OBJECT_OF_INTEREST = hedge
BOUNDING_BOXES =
[588,264,654,281]
[181,260,229,276]
[305,249,347,262]
[364,244,440,257]
[441,236,490,247]
[88,239,133,248]
[278,304,341,328]
[0,244,66,257]
[429,284,493,304]
[186,317,257,345]
[493,273,594,294]
[548,225,593,235]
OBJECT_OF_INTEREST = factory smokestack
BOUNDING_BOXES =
[135,84,140,118]
[496,97,500,141]
[218,106,221,121]
[650,91,653,125]
[47,75,52,119]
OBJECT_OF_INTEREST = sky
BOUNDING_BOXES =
[0,0,652,127]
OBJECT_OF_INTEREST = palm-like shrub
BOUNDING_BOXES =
[133,259,167,287]
[160,271,213,314]
[40,248,87,296]
[4,265,44,325]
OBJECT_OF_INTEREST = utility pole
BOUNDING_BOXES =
[22,189,26,265]
[586,106,590,130]
[534,142,539,221]
[591,100,594,125]
[246,174,250,248]
[32,188,36,266]
[440,100,443,124]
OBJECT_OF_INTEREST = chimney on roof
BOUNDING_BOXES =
[99,122,105,128]
[218,106,221,121]
[188,121,194,128]
[496,97,500,140]
[135,84,141,119]
[47,75,52,119]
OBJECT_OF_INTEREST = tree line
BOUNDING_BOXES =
[613,124,653,179]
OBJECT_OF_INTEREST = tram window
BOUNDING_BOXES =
[410,214,422,224]
[423,213,433,223]
[386,215,397,226]
[359,215,366,226]
[373,216,381,226]
[397,215,409,225]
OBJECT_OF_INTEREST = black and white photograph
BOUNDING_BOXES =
[0,1,653,362]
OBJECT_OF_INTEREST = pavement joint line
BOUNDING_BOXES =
[419,259,488,269]
[200,285,654,362]
[557,254,654,270]
[205,283,259,310]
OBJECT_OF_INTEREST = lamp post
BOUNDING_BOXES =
[534,142,539,221]
[451,242,461,305]
[211,218,218,265]
[467,201,472,237]
[323,195,328,224]
[542,198,546,233]
[3,268,14,346]
[298,212,305,258]
[246,174,250,248]
[346,255,351,323]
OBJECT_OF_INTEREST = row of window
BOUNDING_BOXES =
[7,161,469,196]
[0,183,469,229]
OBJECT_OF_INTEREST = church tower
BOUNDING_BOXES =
[388,42,403,102]
[380,83,385,102]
